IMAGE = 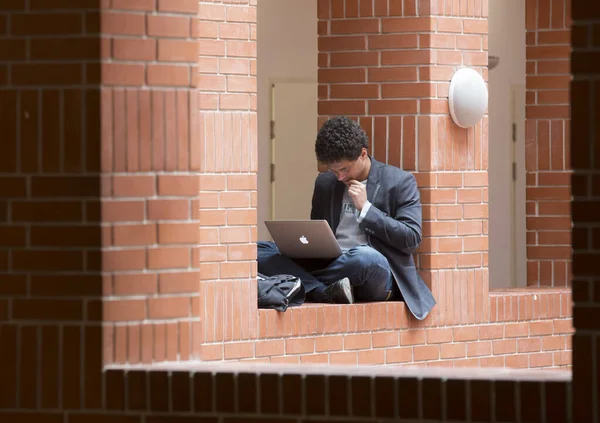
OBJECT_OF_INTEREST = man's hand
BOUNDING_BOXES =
[347,180,367,211]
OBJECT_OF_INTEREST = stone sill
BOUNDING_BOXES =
[105,360,571,382]
[490,287,571,295]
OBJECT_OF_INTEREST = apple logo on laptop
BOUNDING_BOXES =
[299,235,309,245]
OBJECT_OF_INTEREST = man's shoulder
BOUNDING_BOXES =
[376,160,415,184]
[315,170,337,187]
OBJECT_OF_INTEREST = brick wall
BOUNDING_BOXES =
[0,0,106,407]
[101,0,200,364]
[570,1,600,421]
[318,0,491,323]
[178,0,572,369]
[0,0,592,421]
[0,0,573,372]
[525,0,572,287]
[197,0,260,360]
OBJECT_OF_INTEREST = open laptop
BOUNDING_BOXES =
[264,219,342,259]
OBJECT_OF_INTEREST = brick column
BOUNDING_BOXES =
[571,1,600,420]
[101,1,200,364]
[197,0,259,360]
[525,0,572,287]
[318,0,489,325]
[0,1,105,406]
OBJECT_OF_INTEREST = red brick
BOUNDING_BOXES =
[426,328,453,344]
[113,224,156,246]
[113,274,157,296]
[225,4,256,22]
[224,342,254,360]
[102,201,144,222]
[358,349,385,365]
[386,347,413,363]
[148,65,190,87]
[301,354,329,364]
[158,175,199,196]
[158,223,198,244]
[330,351,358,365]
[441,343,466,359]
[159,0,197,14]
[505,354,528,368]
[112,175,155,197]
[112,0,155,11]
[553,319,574,334]
[467,341,492,357]
[529,321,554,336]
[148,199,190,220]
[542,335,565,351]
[414,345,439,361]
[315,335,344,352]
[518,338,542,353]
[103,249,146,271]
[158,272,197,294]
[0,226,26,247]
[158,39,198,62]
[227,41,256,58]
[493,339,517,355]
[453,327,479,341]
[103,63,145,86]
[102,12,145,35]
[148,15,191,38]
[382,17,432,32]
[113,38,156,61]
[530,352,553,367]
[12,250,83,272]
[400,330,426,345]
[148,297,190,319]
[255,340,284,357]
[11,13,82,35]
[104,299,146,321]
[505,323,529,338]
[372,331,399,348]
[148,247,190,269]
[286,338,315,354]
[344,333,371,350]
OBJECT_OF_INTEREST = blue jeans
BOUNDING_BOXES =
[257,241,396,303]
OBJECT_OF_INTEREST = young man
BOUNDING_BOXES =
[258,116,436,320]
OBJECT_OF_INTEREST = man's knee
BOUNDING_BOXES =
[257,241,280,262]
[258,241,277,251]
[347,245,388,268]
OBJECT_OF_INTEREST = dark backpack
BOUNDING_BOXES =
[257,273,305,312]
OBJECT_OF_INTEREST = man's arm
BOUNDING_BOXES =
[358,172,422,254]
[310,175,323,220]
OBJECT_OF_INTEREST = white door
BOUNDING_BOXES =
[488,0,526,288]
[271,81,318,222]
[512,84,527,288]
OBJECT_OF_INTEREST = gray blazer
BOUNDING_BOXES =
[310,156,436,320]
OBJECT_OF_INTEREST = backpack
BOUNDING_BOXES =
[257,273,305,312]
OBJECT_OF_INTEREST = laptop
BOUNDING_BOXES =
[264,219,342,259]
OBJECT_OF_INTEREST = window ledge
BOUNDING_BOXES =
[490,287,571,295]
[105,360,571,381]
[257,301,411,338]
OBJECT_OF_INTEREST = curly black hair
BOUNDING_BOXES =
[315,116,369,163]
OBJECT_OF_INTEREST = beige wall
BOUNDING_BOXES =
[488,0,527,288]
[257,0,318,240]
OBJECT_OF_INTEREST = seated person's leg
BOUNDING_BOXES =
[311,245,394,302]
[257,241,325,295]
[257,241,353,304]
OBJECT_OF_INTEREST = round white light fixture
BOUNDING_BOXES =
[448,67,488,128]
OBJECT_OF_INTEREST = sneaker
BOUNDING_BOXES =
[324,277,354,304]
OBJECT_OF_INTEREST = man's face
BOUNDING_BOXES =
[327,149,368,184]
